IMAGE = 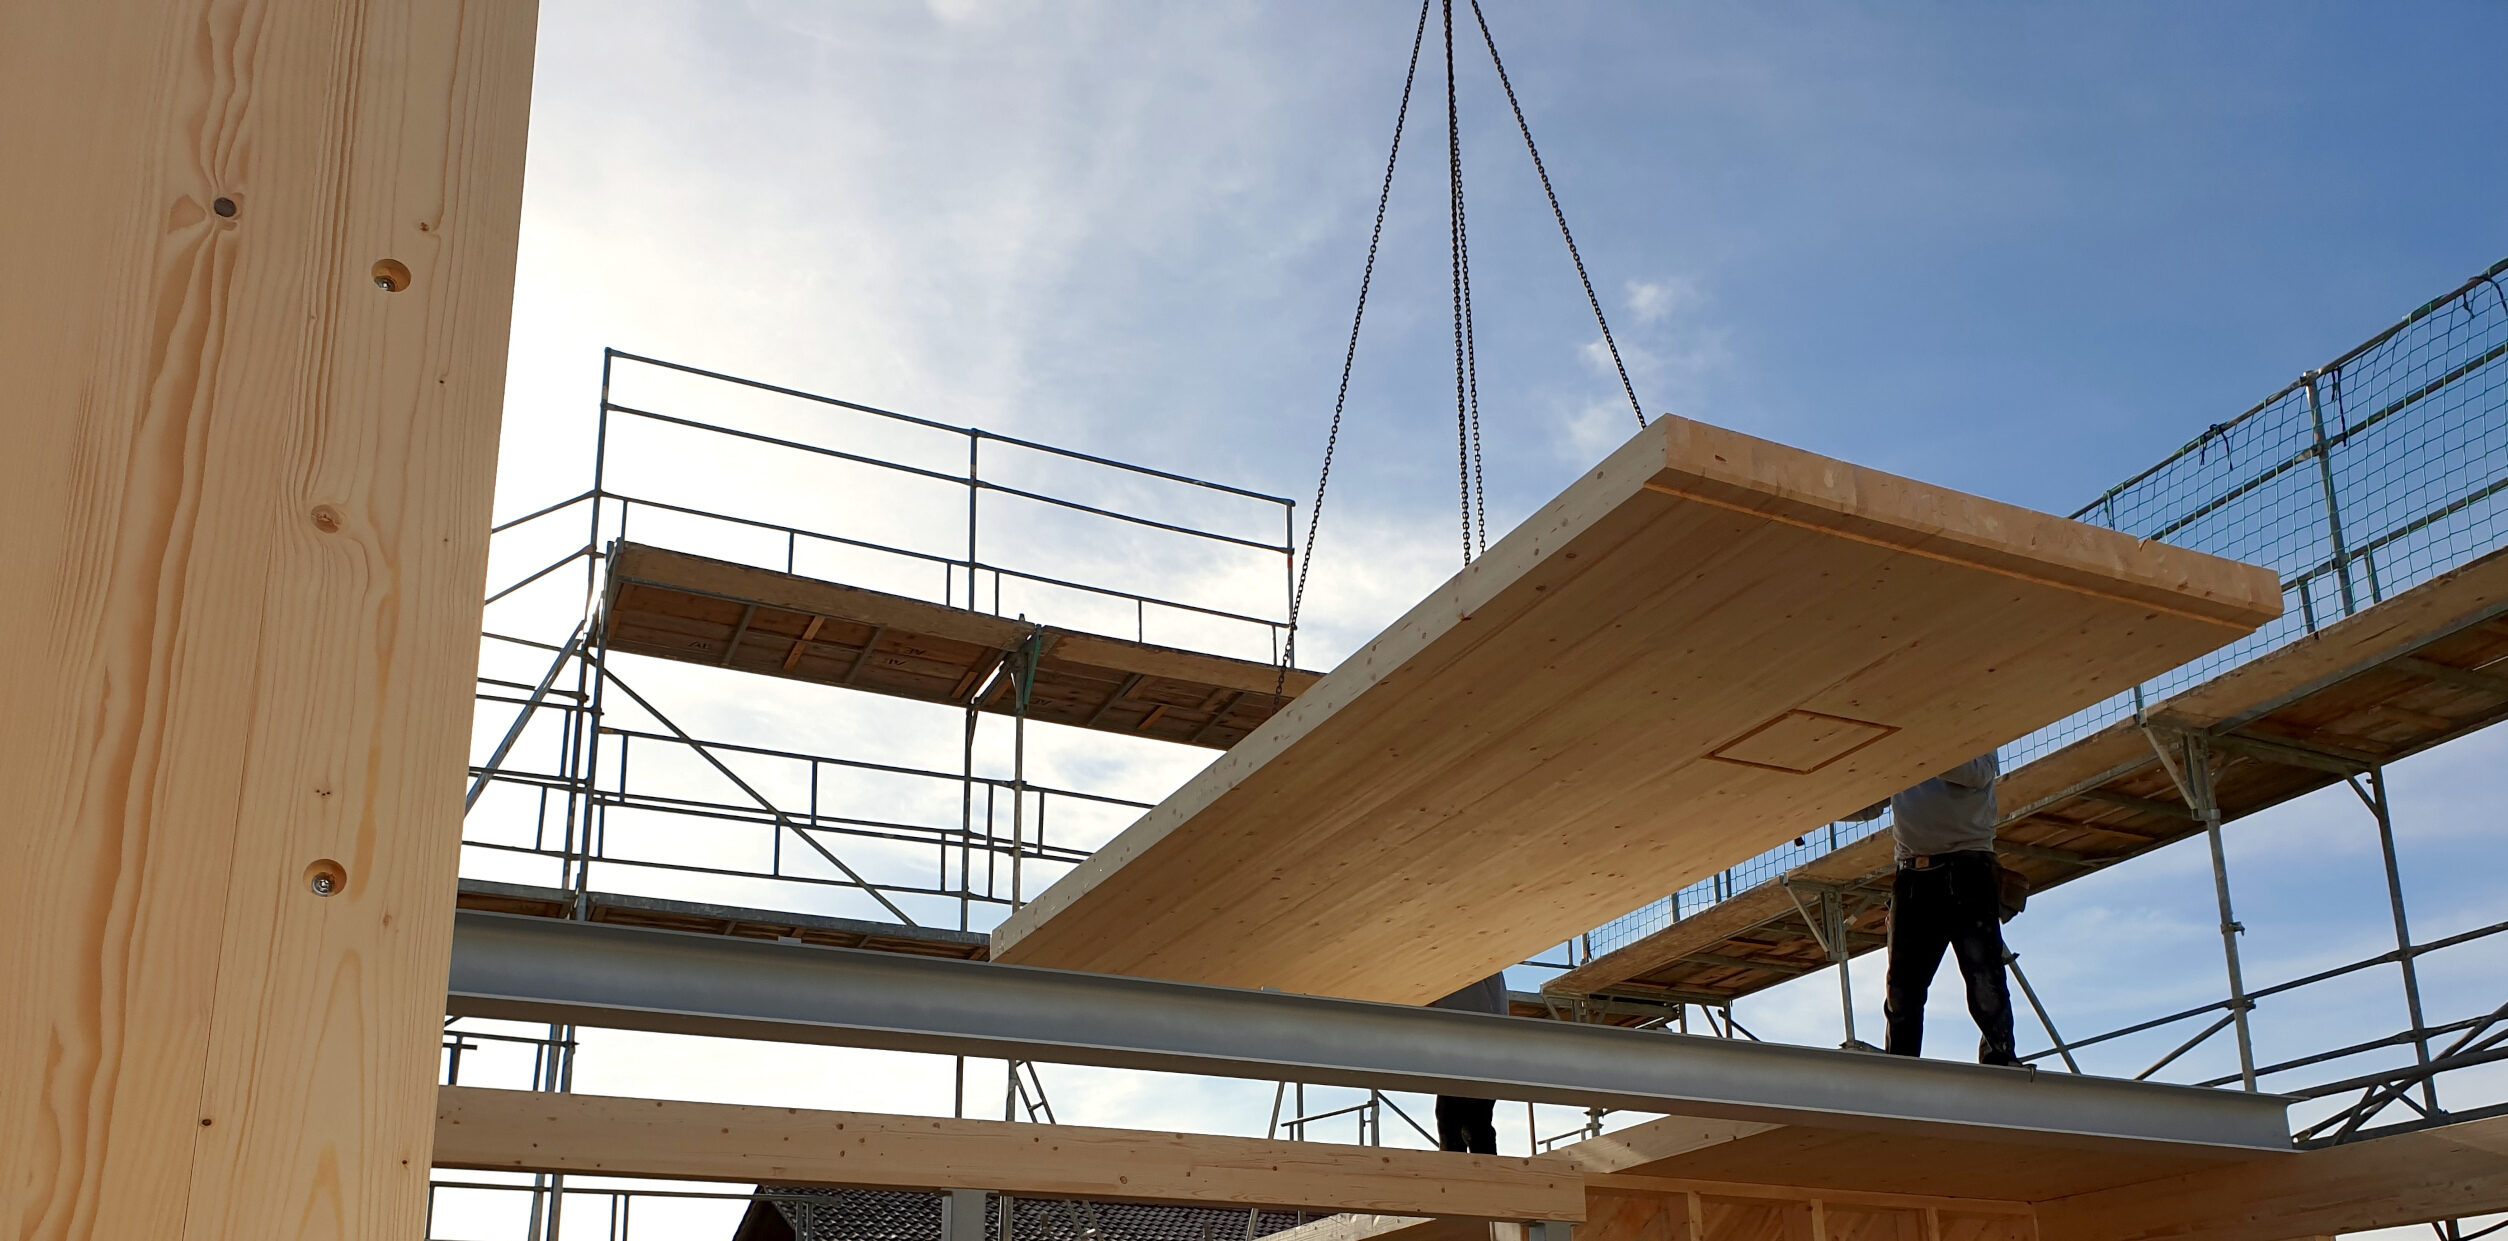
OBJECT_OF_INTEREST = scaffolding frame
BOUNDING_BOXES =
[449,350,1300,1239]
[463,349,1295,925]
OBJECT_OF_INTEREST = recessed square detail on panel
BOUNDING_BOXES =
[1708,709,1897,774]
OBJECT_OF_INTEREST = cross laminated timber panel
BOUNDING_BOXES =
[0,1,536,1238]
[992,415,2282,1002]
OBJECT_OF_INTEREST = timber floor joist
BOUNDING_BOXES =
[1549,543,2508,1011]
[601,542,1320,750]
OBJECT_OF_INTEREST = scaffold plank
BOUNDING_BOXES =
[1549,544,2508,1010]
[602,542,1320,748]
[991,416,2281,1003]
[433,1086,1585,1220]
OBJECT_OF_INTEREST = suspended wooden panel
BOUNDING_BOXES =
[602,542,1320,749]
[992,416,2282,1002]
[1546,544,2508,1011]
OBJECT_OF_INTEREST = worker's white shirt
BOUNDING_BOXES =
[1885,752,2000,864]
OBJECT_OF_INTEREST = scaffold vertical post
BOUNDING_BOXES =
[966,434,981,612]
[1824,888,1858,1047]
[1282,501,1297,666]
[1010,631,1041,908]
[2302,372,2360,616]
[2366,766,2440,1114]
[568,351,617,904]
[2188,733,2258,1091]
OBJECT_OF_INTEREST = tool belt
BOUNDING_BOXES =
[1899,850,2030,922]
[1995,864,2030,922]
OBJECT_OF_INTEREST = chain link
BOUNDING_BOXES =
[1467,0,1647,431]
[1276,0,1434,696]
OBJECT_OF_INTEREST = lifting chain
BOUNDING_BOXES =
[1278,0,1649,693]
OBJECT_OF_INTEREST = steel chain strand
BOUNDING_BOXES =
[1276,0,1434,701]
[1445,0,1475,565]
[1460,118,1488,555]
[1466,0,1647,430]
[1449,0,1490,557]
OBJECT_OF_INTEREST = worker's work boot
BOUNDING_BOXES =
[1978,1040,2019,1067]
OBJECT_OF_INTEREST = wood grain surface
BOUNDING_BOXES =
[993,416,2281,1002]
[0,2,536,1238]
[434,1087,1584,1221]
[1546,544,2508,1007]
[2034,1114,2508,1241]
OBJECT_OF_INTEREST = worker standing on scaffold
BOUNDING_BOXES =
[1428,972,1507,1153]
[1846,754,2019,1066]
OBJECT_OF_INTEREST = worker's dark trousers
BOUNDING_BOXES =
[1885,851,2017,1065]
[1436,1096,1498,1154]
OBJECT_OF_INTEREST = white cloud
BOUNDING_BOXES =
[1624,275,1702,325]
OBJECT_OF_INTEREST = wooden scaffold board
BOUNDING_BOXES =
[992,416,2282,1002]
[602,542,1321,749]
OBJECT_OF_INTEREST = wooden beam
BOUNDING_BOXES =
[606,542,1327,698]
[1087,672,1148,727]
[1557,1116,1783,1174]
[2204,730,2375,775]
[843,623,886,683]
[1,2,536,1237]
[1994,841,2100,868]
[720,602,760,665]
[1256,1114,1782,1241]
[1052,630,1325,699]
[997,416,2281,1002]
[1262,1121,2056,1241]
[1685,953,1822,978]
[1190,689,1249,745]
[432,1087,1585,1221]
[2073,789,2196,820]
[2392,653,2508,698]
[2034,1115,2508,1241]
[1586,1175,2033,1217]
[781,614,826,672]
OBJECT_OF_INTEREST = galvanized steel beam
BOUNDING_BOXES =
[447,911,2293,1154]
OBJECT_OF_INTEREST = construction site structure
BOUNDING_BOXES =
[444,257,2504,1240]
[10,8,2508,1241]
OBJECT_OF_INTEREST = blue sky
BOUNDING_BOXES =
[451,1,2508,1230]
[497,1,2508,652]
